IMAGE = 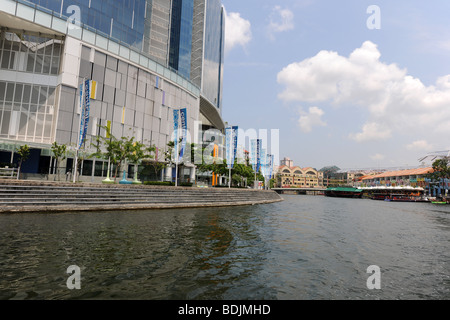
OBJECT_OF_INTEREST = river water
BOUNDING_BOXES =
[0,194,449,300]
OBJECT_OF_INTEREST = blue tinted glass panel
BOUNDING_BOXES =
[202,0,224,109]
[170,0,193,79]
[28,0,146,52]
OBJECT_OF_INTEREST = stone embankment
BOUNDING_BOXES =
[0,179,283,213]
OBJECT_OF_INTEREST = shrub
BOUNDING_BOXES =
[143,181,174,186]
[179,182,193,187]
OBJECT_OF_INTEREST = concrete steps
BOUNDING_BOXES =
[0,180,283,212]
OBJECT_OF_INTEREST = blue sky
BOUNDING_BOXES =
[220,0,450,171]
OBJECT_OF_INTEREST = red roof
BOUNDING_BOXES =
[362,167,433,180]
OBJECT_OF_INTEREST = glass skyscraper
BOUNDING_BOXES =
[169,0,194,80]
[0,0,225,180]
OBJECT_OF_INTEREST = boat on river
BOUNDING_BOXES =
[324,187,363,198]
[384,194,430,202]
[362,186,428,202]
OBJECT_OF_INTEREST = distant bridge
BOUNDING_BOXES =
[272,188,326,195]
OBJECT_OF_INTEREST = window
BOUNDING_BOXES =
[0,81,56,143]
[0,31,63,75]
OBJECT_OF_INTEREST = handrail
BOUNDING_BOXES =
[0,167,19,179]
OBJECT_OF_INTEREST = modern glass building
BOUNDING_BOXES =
[169,0,194,79]
[0,0,225,181]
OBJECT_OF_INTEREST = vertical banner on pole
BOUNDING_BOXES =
[268,154,274,179]
[82,79,90,146]
[173,109,179,162]
[250,139,257,172]
[260,148,267,177]
[78,79,91,149]
[173,109,180,186]
[225,127,232,169]
[179,108,187,162]
[256,139,262,173]
[232,126,238,169]
[226,126,239,169]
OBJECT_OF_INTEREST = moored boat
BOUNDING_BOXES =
[324,187,363,198]
[384,194,431,202]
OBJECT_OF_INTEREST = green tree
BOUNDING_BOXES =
[141,146,167,182]
[232,173,242,187]
[429,158,450,180]
[17,145,30,180]
[269,178,276,189]
[233,162,256,187]
[51,142,67,181]
[126,140,155,183]
[319,165,341,174]
[320,165,341,187]
[93,126,153,182]
[427,158,450,197]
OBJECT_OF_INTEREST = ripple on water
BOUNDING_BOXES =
[0,196,449,299]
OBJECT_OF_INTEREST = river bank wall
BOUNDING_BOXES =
[0,179,283,213]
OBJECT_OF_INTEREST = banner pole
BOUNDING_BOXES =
[73,78,84,183]
[175,160,178,187]
[175,120,179,187]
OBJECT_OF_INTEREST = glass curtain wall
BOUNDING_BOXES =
[169,0,194,79]
[0,32,62,75]
[0,81,57,144]
[0,31,60,144]
[27,0,147,51]
[201,0,224,110]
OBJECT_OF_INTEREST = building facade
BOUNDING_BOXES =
[276,165,324,188]
[0,0,225,181]
[280,157,293,168]
[361,167,449,197]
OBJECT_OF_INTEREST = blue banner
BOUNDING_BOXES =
[173,109,179,163]
[78,79,90,149]
[260,148,267,177]
[226,126,238,169]
[250,139,257,171]
[232,126,238,169]
[179,108,187,162]
[226,127,232,168]
[268,154,274,179]
[256,139,262,173]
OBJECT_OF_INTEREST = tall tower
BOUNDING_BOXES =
[143,0,173,66]
[169,0,194,79]
[191,0,225,112]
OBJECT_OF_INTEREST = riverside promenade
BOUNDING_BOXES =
[0,179,283,213]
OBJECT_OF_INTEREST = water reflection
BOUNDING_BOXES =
[0,196,449,300]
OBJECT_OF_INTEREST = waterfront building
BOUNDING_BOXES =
[361,167,449,197]
[276,165,323,188]
[0,0,226,182]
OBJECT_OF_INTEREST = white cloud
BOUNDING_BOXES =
[224,9,252,54]
[406,139,433,151]
[298,106,326,133]
[268,6,294,40]
[349,122,392,142]
[277,41,450,142]
[370,153,386,161]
